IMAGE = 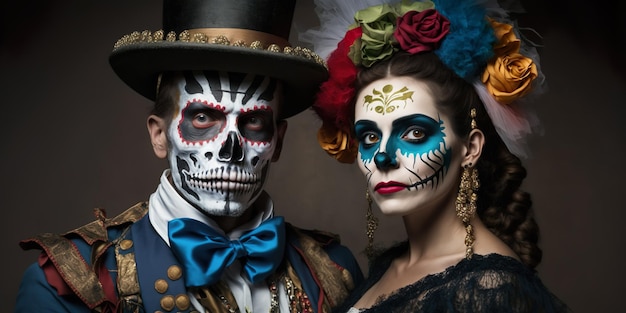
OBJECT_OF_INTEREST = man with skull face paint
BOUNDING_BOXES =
[156,71,284,220]
[15,1,363,312]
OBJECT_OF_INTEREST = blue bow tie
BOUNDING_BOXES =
[168,216,286,287]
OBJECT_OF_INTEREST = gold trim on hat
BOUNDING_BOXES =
[188,28,290,49]
[112,28,326,68]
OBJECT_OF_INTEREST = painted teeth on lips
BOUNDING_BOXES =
[191,169,257,183]
[191,179,257,192]
[374,181,407,195]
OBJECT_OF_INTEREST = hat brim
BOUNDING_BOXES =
[109,42,328,119]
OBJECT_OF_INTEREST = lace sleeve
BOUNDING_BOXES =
[438,263,571,313]
[339,251,571,313]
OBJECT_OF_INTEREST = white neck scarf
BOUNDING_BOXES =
[148,169,290,312]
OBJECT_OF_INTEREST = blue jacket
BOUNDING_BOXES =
[16,202,363,313]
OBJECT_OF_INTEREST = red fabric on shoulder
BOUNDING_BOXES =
[38,252,74,296]
[38,245,119,312]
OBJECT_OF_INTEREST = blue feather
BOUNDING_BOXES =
[433,0,496,80]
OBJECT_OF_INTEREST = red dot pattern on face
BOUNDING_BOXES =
[239,105,273,146]
[178,99,226,145]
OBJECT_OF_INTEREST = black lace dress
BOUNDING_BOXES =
[335,242,571,313]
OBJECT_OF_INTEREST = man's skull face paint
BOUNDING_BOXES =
[354,76,462,216]
[167,71,282,217]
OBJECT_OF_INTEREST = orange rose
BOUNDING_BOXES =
[482,53,538,104]
[489,18,520,56]
[482,19,537,104]
[317,123,357,163]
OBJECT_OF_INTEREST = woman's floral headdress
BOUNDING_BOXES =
[300,0,545,162]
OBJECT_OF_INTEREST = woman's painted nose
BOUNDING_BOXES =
[374,151,397,169]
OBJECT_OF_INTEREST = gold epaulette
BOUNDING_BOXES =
[287,224,355,312]
[19,202,149,309]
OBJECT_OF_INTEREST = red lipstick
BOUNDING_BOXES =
[374,181,407,194]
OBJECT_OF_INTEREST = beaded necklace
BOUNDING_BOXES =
[196,265,313,313]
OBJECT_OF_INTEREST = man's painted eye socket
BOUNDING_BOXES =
[363,132,380,145]
[192,112,218,129]
[239,113,270,132]
[244,116,265,131]
[402,127,427,142]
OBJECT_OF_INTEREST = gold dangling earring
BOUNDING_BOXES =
[456,108,479,259]
[456,164,479,259]
[365,188,379,259]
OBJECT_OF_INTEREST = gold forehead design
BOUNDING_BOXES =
[363,84,414,115]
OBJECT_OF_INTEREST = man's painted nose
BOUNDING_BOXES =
[218,131,244,162]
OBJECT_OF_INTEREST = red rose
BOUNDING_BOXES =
[394,9,450,54]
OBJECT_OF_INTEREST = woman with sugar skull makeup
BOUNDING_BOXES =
[15,1,362,312]
[300,0,571,312]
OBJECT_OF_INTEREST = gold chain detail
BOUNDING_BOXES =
[197,262,313,313]
[366,188,379,259]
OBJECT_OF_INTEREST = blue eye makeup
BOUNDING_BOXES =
[391,114,445,159]
[355,120,381,162]
[355,114,449,167]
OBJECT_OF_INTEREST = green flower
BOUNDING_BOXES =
[348,36,363,66]
[349,0,435,67]
[352,4,397,67]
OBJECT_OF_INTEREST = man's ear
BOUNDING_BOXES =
[271,120,288,162]
[147,115,168,159]
[463,129,484,166]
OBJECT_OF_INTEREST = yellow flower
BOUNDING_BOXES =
[489,18,520,56]
[317,123,357,163]
[482,19,537,104]
[482,53,537,104]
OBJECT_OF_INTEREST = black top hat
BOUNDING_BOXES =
[109,0,327,119]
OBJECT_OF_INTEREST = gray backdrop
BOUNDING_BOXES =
[2,0,624,312]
